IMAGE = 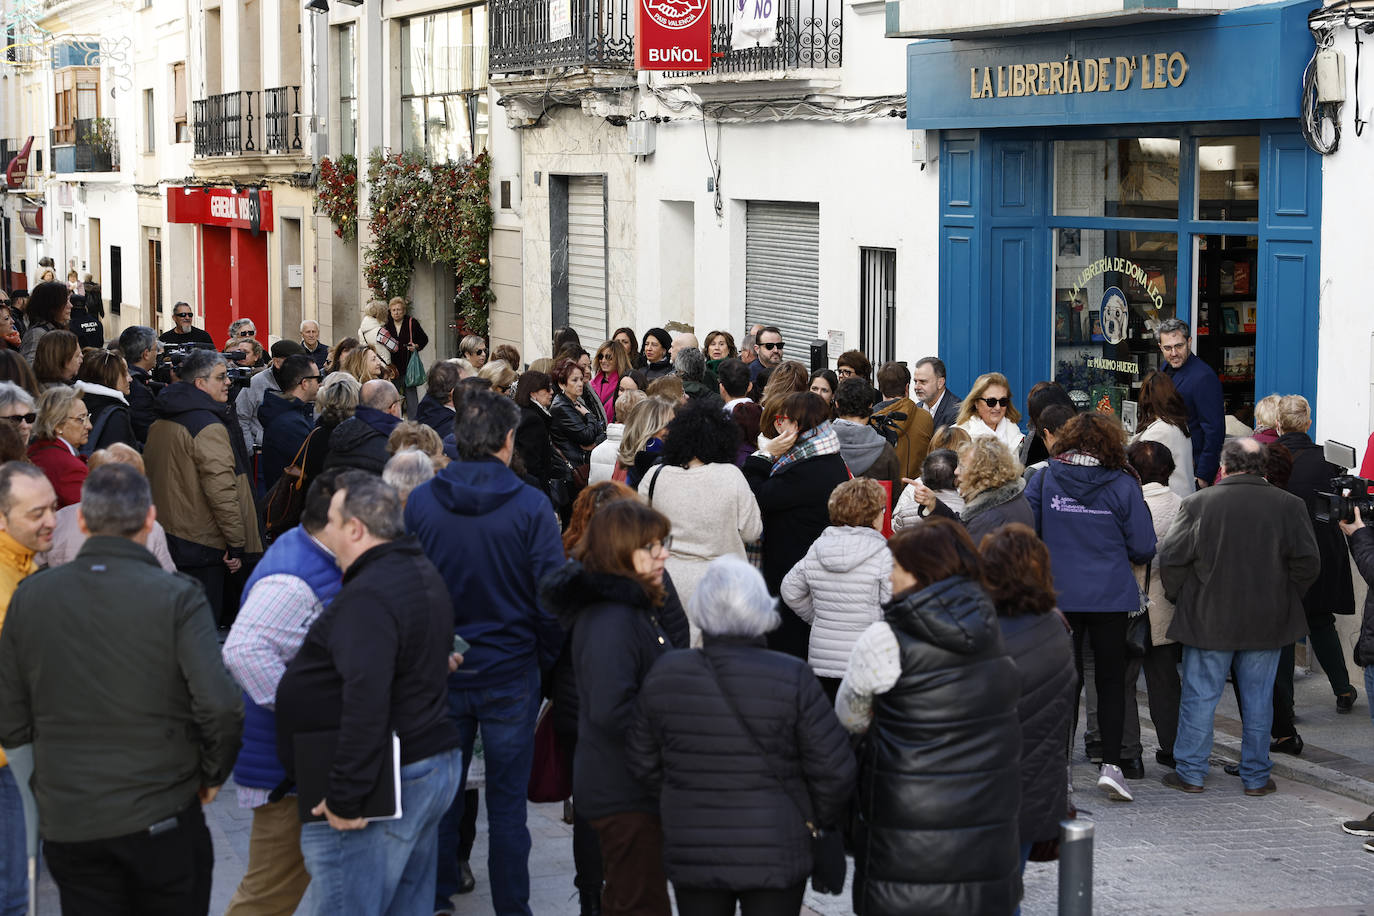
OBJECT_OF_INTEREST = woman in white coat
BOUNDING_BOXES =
[1130,371,1195,498]
[637,400,763,634]
[955,371,1024,454]
[781,477,893,702]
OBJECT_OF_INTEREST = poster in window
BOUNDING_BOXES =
[1089,309,1105,342]
[1091,384,1126,418]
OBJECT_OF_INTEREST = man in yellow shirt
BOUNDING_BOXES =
[0,462,57,915]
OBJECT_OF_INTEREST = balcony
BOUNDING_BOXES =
[680,0,842,76]
[489,0,632,73]
[49,118,118,174]
[192,86,303,158]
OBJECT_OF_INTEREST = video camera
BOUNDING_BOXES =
[1314,441,1374,524]
[868,411,905,447]
[152,341,256,389]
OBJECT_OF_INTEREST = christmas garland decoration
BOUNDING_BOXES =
[361,149,495,335]
[316,155,358,241]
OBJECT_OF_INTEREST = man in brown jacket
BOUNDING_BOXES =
[871,361,934,482]
[146,349,263,626]
[1158,437,1320,797]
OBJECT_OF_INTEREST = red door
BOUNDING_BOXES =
[231,229,269,339]
[201,226,232,345]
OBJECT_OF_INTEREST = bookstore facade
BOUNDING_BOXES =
[905,0,1321,430]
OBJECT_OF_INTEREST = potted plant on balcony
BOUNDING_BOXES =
[85,118,116,155]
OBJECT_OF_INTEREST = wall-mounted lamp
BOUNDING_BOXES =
[305,0,329,13]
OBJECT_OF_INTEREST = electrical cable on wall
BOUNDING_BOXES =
[1302,24,1342,154]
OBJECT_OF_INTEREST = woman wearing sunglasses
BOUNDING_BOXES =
[956,371,1024,454]
[591,340,633,424]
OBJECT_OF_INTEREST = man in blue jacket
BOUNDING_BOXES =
[405,388,565,916]
[258,355,321,491]
[1159,317,1224,487]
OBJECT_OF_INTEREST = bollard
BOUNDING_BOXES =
[1058,818,1094,916]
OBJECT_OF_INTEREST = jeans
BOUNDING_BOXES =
[44,802,213,916]
[435,665,541,913]
[0,766,26,916]
[298,746,462,916]
[1174,646,1282,789]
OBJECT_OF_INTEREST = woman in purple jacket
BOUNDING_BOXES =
[1026,412,1156,804]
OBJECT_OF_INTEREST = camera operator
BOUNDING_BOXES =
[118,326,158,444]
[1338,504,1374,845]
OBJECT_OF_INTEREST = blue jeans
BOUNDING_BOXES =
[435,665,541,914]
[1365,665,1374,729]
[297,746,462,916]
[0,766,26,916]
[1174,647,1281,790]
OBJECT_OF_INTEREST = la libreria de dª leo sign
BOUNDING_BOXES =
[970,51,1188,99]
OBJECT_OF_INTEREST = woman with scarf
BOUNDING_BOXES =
[591,339,632,423]
[640,328,674,381]
[956,371,1024,454]
[1026,411,1156,803]
[743,391,851,659]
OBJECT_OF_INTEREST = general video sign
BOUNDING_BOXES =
[636,0,712,71]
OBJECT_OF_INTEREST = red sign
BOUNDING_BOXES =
[166,186,275,233]
[635,0,711,70]
[18,204,42,238]
[5,137,33,190]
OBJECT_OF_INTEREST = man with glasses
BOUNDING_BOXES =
[299,320,329,372]
[323,379,403,474]
[259,356,322,492]
[146,350,264,627]
[159,302,215,347]
[119,326,159,444]
[1158,317,1225,488]
[750,326,785,381]
[913,356,961,432]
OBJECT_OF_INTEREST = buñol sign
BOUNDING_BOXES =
[636,0,712,70]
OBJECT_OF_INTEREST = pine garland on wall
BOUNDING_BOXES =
[359,149,495,335]
[315,155,359,241]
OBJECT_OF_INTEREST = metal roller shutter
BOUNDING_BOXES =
[566,176,608,346]
[745,201,820,353]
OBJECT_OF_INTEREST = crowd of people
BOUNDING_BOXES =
[0,285,1369,916]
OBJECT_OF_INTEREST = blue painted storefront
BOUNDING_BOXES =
[904,0,1322,413]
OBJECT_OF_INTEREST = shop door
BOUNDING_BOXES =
[232,229,269,338]
[745,201,819,352]
[202,226,232,342]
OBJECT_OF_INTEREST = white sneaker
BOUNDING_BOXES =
[1098,764,1134,802]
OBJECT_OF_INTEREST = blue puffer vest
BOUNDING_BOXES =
[231,526,342,792]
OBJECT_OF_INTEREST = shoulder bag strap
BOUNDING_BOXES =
[287,427,320,491]
[699,651,819,836]
[646,463,666,506]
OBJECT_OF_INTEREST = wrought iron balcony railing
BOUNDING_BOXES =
[687,0,842,75]
[193,87,303,157]
[489,0,632,73]
[49,118,118,173]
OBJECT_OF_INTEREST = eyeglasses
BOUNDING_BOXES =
[65,412,91,426]
[979,397,1011,408]
[174,312,193,319]
[303,375,322,382]
[0,413,36,425]
[642,535,673,556]
[599,353,614,361]
[238,329,256,338]
[836,368,856,378]
[760,342,784,351]
[1160,342,1188,354]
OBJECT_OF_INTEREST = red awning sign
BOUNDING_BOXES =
[166,186,275,232]
[5,137,33,190]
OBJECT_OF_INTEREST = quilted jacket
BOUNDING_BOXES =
[780,525,892,678]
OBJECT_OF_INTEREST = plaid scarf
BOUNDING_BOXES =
[770,421,841,477]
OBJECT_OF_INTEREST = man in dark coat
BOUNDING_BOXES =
[1158,317,1224,486]
[258,355,320,491]
[1159,438,1320,796]
[912,356,961,432]
[415,360,459,441]
[324,380,401,474]
[118,325,159,444]
[0,464,243,915]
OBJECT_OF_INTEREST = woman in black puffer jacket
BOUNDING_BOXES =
[539,499,680,916]
[980,523,1077,873]
[837,519,1023,916]
[626,555,855,916]
[549,356,607,474]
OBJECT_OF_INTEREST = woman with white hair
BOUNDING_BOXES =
[626,556,855,916]
[383,448,436,506]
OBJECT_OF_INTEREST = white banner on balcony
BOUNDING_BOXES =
[550,0,572,41]
[732,0,779,49]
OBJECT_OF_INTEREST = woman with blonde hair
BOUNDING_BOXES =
[357,299,390,362]
[616,395,677,487]
[28,385,90,506]
[383,297,428,415]
[459,334,489,370]
[387,420,449,470]
[912,435,1034,542]
[326,336,359,373]
[341,345,386,384]
[478,358,518,395]
[956,371,1024,453]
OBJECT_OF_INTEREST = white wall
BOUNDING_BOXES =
[1317,27,1374,470]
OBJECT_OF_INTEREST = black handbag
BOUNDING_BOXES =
[1125,562,1152,659]
[700,652,847,895]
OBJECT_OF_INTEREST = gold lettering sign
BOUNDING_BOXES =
[1070,256,1164,312]
[969,51,1188,99]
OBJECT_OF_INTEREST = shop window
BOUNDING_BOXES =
[1053,228,1179,429]
[400,8,489,163]
[1196,136,1259,222]
[1194,234,1259,415]
[1053,138,1180,220]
